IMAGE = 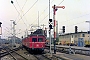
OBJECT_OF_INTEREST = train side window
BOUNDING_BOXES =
[32,38,37,42]
[38,38,43,42]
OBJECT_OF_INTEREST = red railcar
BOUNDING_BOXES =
[22,29,46,52]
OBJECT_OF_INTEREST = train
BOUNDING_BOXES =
[22,29,47,52]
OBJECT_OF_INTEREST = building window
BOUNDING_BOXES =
[72,35,73,38]
[78,34,80,37]
[82,34,85,37]
[75,35,77,38]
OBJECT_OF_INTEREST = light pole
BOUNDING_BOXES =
[86,21,90,44]
[41,24,46,35]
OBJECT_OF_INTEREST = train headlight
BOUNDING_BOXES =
[36,44,39,47]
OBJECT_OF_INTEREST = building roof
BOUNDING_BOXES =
[59,32,88,36]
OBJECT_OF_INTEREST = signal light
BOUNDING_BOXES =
[75,26,78,33]
[0,22,2,27]
[49,19,53,29]
[49,19,52,22]
[62,26,65,33]
[49,24,53,29]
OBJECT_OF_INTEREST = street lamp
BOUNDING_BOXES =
[85,21,90,44]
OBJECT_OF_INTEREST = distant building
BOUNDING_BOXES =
[8,36,21,44]
[59,32,90,45]
[0,38,7,44]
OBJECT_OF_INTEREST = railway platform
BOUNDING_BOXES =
[54,52,90,60]
[45,48,90,60]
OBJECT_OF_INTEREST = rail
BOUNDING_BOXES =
[46,45,90,55]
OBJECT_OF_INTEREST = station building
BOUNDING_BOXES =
[59,32,90,45]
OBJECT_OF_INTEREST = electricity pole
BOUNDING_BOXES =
[41,24,46,35]
[10,20,16,48]
[86,21,90,44]
[49,0,52,57]
[13,21,16,47]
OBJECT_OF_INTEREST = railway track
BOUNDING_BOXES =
[46,45,90,56]
[1,47,53,60]
[34,54,51,60]
[1,47,28,60]
[7,50,28,60]
[1,46,68,60]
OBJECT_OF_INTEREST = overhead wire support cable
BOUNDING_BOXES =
[15,0,38,26]
[11,0,28,27]
[23,0,38,17]
[66,21,85,27]
[58,0,64,5]
[15,0,28,27]
[60,13,90,24]
[14,0,27,22]
[21,0,27,10]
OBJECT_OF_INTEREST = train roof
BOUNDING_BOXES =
[28,34,45,36]
[22,29,46,39]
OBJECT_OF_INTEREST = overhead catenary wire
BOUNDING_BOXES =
[39,0,64,23]
[2,27,12,37]
[21,0,27,10]
[14,0,27,22]
[13,0,54,27]
[11,0,54,31]
[60,13,90,24]
[15,0,38,27]
[0,16,24,38]
[58,13,90,33]
[10,0,29,38]
[11,1,87,35]
[39,0,89,30]
[10,0,41,37]
[23,0,38,17]
[58,0,64,5]
[10,0,88,30]
[11,0,28,27]
[0,18,12,34]
[25,0,53,30]
[15,0,29,27]
[26,0,64,32]
[31,0,54,25]
[66,21,85,27]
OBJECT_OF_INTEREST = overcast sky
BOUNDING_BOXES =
[0,0,90,38]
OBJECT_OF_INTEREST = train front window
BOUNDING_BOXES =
[38,38,43,42]
[32,38,37,42]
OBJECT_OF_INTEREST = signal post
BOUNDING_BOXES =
[52,5,65,54]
